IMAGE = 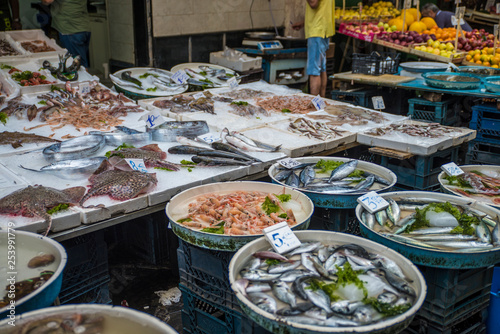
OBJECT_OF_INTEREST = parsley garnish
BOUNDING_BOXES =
[265,259,282,266]
[262,196,280,215]
[231,101,249,106]
[0,112,7,125]
[281,108,291,113]
[38,100,47,105]
[177,218,192,223]
[201,221,225,234]
[139,73,159,79]
[105,143,135,158]
[146,87,158,92]
[47,203,69,214]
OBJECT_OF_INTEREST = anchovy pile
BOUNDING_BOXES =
[236,242,416,327]
[360,198,500,252]
[365,123,456,138]
[274,160,391,194]
[288,118,346,141]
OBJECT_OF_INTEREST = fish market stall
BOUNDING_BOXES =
[439,165,500,209]
[228,230,426,334]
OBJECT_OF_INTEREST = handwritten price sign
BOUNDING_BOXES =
[197,132,220,144]
[228,77,239,89]
[79,82,91,94]
[278,158,301,169]
[126,159,148,173]
[441,162,464,176]
[372,96,385,110]
[312,95,326,110]
[172,70,189,84]
[144,110,164,128]
[357,191,389,214]
[264,222,301,254]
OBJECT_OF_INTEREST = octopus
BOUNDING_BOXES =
[106,144,179,171]
[0,185,85,235]
[79,160,158,208]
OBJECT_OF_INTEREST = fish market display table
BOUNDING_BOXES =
[333,72,416,88]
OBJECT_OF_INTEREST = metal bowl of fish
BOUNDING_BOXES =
[147,120,209,142]
[268,157,397,209]
[42,134,105,163]
[110,67,188,100]
[453,66,500,77]
[421,72,482,90]
[0,304,178,333]
[0,230,67,318]
[228,230,426,334]
[483,76,500,93]
[165,181,314,251]
[356,191,500,269]
[438,165,500,209]
[399,62,449,73]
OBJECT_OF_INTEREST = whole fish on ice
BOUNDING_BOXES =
[107,144,179,171]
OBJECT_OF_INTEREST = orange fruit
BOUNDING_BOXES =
[466,55,472,61]
[476,60,483,65]
[473,54,481,61]
[487,47,494,55]
[492,65,499,68]
[483,62,491,67]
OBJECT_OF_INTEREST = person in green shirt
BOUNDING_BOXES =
[292,0,335,97]
[41,0,91,68]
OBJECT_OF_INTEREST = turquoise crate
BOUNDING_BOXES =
[180,284,270,334]
[378,146,459,190]
[308,207,359,235]
[470,103,500,145]
[330,89,381,108]
[465,140,500,165]
[407,97,460,126]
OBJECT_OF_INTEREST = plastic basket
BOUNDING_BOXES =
[408,97,460,126]
[308,207,359,235]
[470,103,500,145]
[352,51,401,75]
[465,140,500,165]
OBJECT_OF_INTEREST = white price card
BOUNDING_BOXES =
[172,70,189,84]
[144,110,164,128]
[450,16,465,26]
[357,191,389,214]
[79,82,91,94]
[403,0,411,9]
[278,158,301,169]
[192,92,205,99]
[372,96,385,110]
[263,222,301,254]
[228,77,239,89]
[312,95,326,110]
[441,162,464,176]
[126,159,148,173]
[197,132,221,144]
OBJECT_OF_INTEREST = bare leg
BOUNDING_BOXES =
[320,71,327,98]
[309,75,321,96]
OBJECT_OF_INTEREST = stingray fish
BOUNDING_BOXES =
[106,143,179,171]
[0,131,60,149]
[79,160,158,208]
[0,185,85,235]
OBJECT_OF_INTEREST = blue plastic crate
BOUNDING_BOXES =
[403,310,487,334]
[470,103,500,145]
[379,146,459,190]
[61,281,112,305]
[407,97,460,126]
[180,284,270,334]
[308,207,359,235]
[330,89,381,108]
[465,139,500,165]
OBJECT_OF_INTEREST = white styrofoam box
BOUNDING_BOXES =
[77,195,149,225]
[209,51,262,72]
[0,207,82,234]
[5,29,66,59]
[0,31,30,60]
[449,127,476,146]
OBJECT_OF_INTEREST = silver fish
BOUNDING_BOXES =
[317,246,330,263]
[287,242,322,256]
[395,212,416,227]
[386,199,400,224]
[323,316,360,327]
[276,302,315,316]
[331,300,365,315]
[223,128,281,152]
[304,286,332,314]
[312,258,330,278]
[176,135,212,148]
[380,268,416,297]
[246,283,272,293]
[346,254,375,272]
[245,257,262,270]
[224,132,275,152]
[328,160,358,182]
[240,269,281,282]
[42,134,105,163]
[274,169,293,182]
[282,316,324,326]
[268,260,301,274]
[272,280,297,307]
[291,275,315,300]
[248,292,277,314]
[279,269,312,282]
[382,234,438,249]
[90,127,151,146]
[372,254,406,279]
[353,305,383,324]
[394,218,416,235]
[408,226,455,235]
[299,165,316,187]
[377,291,399,304]
[425,241,494,249]
[325,253,346,272]
[20,157,106,179]
[304,184,358,194]
[492,222,500,246]
[110,73,144,90]
[301,253,319,275]
[476,220,492,244]
[253,251,289,262]
[411,234,478,242]
[375,210,388,226]
[285,172,300,187]
[191,155,251,166]
[362,211,376,229]
[482,216,498,228]
[353,175,375,192]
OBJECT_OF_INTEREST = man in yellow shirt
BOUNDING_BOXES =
[293,0,334,97]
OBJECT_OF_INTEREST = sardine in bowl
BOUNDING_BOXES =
[166,181,315,252]
[228,231,427,334]
[0,304,178,333]
[0,230,67,318]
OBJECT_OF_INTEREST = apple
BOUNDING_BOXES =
[390,25,397,31]
[377,22,384,28]
[383,23,390,29]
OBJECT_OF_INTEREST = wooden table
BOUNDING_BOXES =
[333,72,416,88]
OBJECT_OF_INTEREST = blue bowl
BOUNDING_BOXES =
[422,72,481,90]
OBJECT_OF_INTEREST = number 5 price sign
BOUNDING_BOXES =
[357,191,389,214]
[263,222,301,254]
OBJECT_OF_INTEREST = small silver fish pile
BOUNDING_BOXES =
[360,198,500,252]
[322,104,388,125]
[365,123,456,138]
[288,118,347,141]
[274,159,391,194]
[236,242,416,327]
[13,313,104,334]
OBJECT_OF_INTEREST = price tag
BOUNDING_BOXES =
[144,110,164,128]
[311,95,326,110]
[412,0,418,5]
[357,191,389,214]
[172,70,189,84]
[263,222,301,254]
[192,92,205,99]
[441,162,464,176]
[197,132,221,144]
[371,96,385,110]
[228,76,239,89]
[451,15,465,26]
[403,0,411,9]
[278,157,301,169]
[79,82,91,94]
[126,159,148,173]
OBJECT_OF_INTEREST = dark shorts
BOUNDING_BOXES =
[307,37,329,76]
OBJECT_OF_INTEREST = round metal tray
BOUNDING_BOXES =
[356,191,500,269]
[268,157,397,209]
[0,304,178,333]
[438,165,500,209]
[165,181,314,251]
[421,72,481,90]
[399,62,450,73]
[245,31,276,39]
[0,231,67,318]
[483,76,500,93]
[228,230,427,334]
[454,66,500,77]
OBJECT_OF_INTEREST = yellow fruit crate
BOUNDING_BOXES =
[410,43,466,64]
[373,37,412,53]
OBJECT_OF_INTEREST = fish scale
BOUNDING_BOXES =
[80,170,157,206]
